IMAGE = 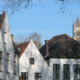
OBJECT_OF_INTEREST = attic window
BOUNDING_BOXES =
[29,58,34,65]
[4,32,7,44]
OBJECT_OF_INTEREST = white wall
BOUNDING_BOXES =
[19,40,48,80]
[0,13,19,80]
[49,59,80,80]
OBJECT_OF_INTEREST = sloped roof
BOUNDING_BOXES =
[0,12,5,30]
[16,41,38,57]
[40,34,80,59]
[76,16,80,27]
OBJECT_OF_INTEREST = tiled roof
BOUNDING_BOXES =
[0,12,5,30]
[40,34,80,59]
[16,41,38,57]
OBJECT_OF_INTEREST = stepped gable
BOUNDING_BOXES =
[40,34,80,59]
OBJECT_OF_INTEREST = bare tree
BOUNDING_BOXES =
[15,32,42,49]
[1,0,80,13]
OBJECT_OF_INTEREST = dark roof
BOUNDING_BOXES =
[0,12,5,30]
[40,34,80,59]
[16,41,38,57]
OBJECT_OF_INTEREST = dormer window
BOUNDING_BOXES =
[29,58,34,65]
[4,32,7,44]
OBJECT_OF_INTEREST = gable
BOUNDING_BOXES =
[19,40,48,72]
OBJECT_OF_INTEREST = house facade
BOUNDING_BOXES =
[40,34,80,80]
[0,12,19,80]
[19,17,80,80]
[19,40,48,80]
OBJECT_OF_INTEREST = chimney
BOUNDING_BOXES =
[45,40,49,56]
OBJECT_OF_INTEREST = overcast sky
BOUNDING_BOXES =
[3,1,80,44]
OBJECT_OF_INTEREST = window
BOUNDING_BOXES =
[53,64,60,80]
[13,55,16,75]
[0,51,3,71]
[7,53,9,73]
[4,32,7,44]
[29,58,34,64]
[35,73,42,80]
[21,72,28,80]
[76,32,80,36]
[63,64,70,80]
[74,64,80,80]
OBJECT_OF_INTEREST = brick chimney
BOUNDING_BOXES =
[45,40,49,57]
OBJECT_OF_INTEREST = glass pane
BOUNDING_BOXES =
[74,64,80,80]
[63,64,70,80]
[35,73,42,80]
[53,64,60,80]
[21,72,28,80]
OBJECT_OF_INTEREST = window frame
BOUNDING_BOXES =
[63,64,70,80]
[4,32,7,44]
[21,72,28,80]
[35,72,42,80]
[74,64,80,80]
[6,53,9,73]
[29,58,34,65]
[53,64,60,80]
[13,54,16,75]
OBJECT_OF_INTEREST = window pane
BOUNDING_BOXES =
[76,32,80,36]
[7,53,9,70]
[29,58,34,64]
[35,73,42,80]
[63,64,70,80]
[74,64,80,80]
[53,64,60,80]
[21,72,28,80]
[13,55,16,74]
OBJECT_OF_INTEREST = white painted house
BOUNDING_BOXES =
[19,35,80,80]
[19,17,80,80]
[0,12,19,80]
[19,40,48,80]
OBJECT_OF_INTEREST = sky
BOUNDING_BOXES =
[1,1,80,44]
